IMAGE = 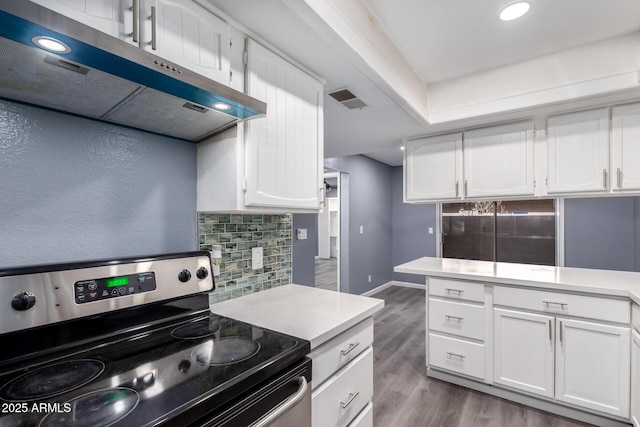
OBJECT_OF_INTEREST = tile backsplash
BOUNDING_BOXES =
[198,213,292,303]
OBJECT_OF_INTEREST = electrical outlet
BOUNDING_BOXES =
[360,226,364,234]
[368,275,372,283]
[252,247,263,270]
[428,227,434,234]
[297,228,307,240]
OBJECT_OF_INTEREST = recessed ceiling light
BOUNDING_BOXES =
[400,146,405,151]
[499,2,530,21]
[32,36,71,54]
[212,102,231,111]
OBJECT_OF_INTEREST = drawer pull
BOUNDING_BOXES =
[444,315,463,322]
[543,301,567,309]
[340,342,360,356]
[340,391,360,409]
[445,288,464,296]
[446,352,465,360]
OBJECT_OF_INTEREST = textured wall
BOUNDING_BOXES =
[391,167,438,283]
[292,213,317,286]
[0,100,197,268]
[198,213,292,302]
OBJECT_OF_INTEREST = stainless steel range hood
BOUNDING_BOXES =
[0,1,266,141]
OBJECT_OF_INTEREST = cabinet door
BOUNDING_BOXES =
[463,121,534,198]
[632,330,640,427]
[404,133,462,202]
[555,319,630,418]
[493,308,554,397]
[141,0,230,84]
[547,108,609,194]
[612,102,640,191]
[30,0,135,45]
[244,39,323,210]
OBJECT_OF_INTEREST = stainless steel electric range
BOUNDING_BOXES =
[0,251,311,427]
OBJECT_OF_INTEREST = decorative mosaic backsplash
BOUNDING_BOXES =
[198,213,293,303]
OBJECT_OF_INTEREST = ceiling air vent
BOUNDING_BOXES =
[328,88,367,110]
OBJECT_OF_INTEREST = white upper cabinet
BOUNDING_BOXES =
[546,108,610,194]
[404,133,462,202]
[463,121,535,198]
[140,0,230,84]
[612,102,640,192]
[243,39,323,211]
[30,0,135,45]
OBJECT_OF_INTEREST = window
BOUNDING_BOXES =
[442,199,556,265]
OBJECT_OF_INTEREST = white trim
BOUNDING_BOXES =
[361,281,425,296]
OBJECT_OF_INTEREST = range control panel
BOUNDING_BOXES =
[74,272,156,304]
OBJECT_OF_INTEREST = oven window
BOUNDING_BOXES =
[442,199,557,266]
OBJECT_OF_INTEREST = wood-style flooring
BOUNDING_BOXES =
[372,286,594,427]
[315,258,337,291]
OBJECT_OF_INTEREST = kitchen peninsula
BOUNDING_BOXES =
[395,257,640,427]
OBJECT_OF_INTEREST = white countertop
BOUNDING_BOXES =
[395,257,640,305]
[210,284,384,349]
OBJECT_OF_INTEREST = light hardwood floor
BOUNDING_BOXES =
[371,286,594,427]
[315,258,337,291]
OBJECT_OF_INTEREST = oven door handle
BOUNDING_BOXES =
[250,376,308,427]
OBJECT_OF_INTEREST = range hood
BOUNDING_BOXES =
[0,1,266,141]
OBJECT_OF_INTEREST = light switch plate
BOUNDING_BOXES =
[252,247,263,270]
[297,228,307,240]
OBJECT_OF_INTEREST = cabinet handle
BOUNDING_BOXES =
[559,320,563,343]
[455,181,459,197]
[548,319,552,341]
[340,391,359,409]
[617,168,622,189]
[129,0,139,43]
[148,6,157,50]
[543,301,567,309]
[464,180,468,197]
[446,352,465,360]
[340,342,360,356]
[445,288,463,296]
[603,169,608,189]
[445,314,463,322]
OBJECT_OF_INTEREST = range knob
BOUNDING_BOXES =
[12,292,36,311]
[178,269,191,283]
[196,267,209,280]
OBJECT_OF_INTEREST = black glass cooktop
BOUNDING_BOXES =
[0,312,309,427]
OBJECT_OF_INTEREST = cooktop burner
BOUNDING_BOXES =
[39,387,139,427]
[192,337,261,366]
[0,360,105,401]
[171,318,221,339]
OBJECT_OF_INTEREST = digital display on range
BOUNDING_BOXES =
[106,276,129,288]
[74,272,156,304]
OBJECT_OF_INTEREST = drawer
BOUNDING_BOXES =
[310,318,373,387]
[347,402,372,427]
[429,333,485,380]
[494,286,630,324]
[429,298,485,341]
[429,278,485,303]
[312,347,373,427]
[633,304,640,333]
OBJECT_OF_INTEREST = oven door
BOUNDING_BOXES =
[198,357,312,427]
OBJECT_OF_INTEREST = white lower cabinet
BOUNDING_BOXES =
[310,318,375,427]
[630,329,640,427]
[555,319,630,417]
[493,308,554,397]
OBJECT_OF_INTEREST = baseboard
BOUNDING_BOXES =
[361,280,425,296]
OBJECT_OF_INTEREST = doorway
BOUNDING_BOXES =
[316,172,340,291]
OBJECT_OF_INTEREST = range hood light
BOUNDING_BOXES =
[212,102,232,111]
[32,36,70,53]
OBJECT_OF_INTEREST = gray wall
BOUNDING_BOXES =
[292,213,318,286]
[391,167,438,283]
[564,197,640,271]
[0,100,197,267]
[325,155,393,295]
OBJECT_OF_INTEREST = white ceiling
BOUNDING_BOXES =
[202,0,640,167]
